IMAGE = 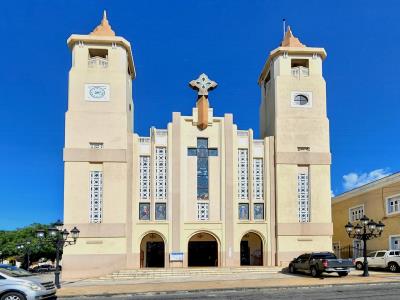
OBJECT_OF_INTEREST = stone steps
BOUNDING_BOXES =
[98,267,282,280]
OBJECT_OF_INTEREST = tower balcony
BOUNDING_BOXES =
[88,56,109,68]
[291,66,309,78]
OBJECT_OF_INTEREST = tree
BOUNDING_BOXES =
[0,223,58,266]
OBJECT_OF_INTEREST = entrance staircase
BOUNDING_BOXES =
[97,267,283,281]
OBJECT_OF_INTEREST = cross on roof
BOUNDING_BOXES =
[189,73,217,96]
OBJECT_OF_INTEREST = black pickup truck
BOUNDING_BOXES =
[288,252,354,277]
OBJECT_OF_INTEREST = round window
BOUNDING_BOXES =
[294,94,309,106]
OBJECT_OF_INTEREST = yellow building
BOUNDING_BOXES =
[63,13,333,278]
[332,173,400,258]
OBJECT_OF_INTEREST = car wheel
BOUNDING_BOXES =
[355,262,363,270]
[388,262,399,273]
[338,271,348,277]
[0,292,27,300]
[289,264,296,274]
[310,266,320,277]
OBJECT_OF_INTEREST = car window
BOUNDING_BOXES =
[303,254,311,260]
[390,251,394,256]
[395,251,400,256]
[376,252,386,257]
[0,275,5,280]
[0,265,32,277]
[367,252,376,257]
[311,253,337,260]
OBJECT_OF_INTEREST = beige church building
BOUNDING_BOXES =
[63,13,333,278]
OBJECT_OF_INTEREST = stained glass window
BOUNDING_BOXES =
[139,156,150,200]
[155,147,167,200]
[155,203,166,220]
[89,171,103,223]
[238,149,249,200]
[254,203,264,220]
[139,203,150,220]
[238,203,249,220]
[253,158,264,200]
[196,139,209,200]
[298,169,310,222]
[197,202,209,220]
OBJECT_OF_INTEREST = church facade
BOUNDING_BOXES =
[63,13,333,278]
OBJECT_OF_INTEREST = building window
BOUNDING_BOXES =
[238,203,249,220]
[89,171,103,223]
[349,205,364,222]
[294,95,309,106]
[390,236,400,250]
[387,195,400,215]
[139,156,150,200]
[254,203,264,220]
[188,138,212,200]
[297,168,310,222]
[197,202,209,220]
[353,240,363,258]
[155,147,167,200]
[139,203,150,220]
[88,48,108,68]
[238,149,249,200]
[208,149,218,156]
[291,91,312,108]
[291,59,309,78]
[253,158,264,200]
[90,142,104,149]
[155,203,166,220]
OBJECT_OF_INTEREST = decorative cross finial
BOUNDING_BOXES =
[189,73,217,96]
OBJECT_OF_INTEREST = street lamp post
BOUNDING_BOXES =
[16,240,32,270]
[345,215,385,277]
[36,220,80,289]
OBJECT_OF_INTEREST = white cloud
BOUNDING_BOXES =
[342,168,391,191]
[331,190,335,198]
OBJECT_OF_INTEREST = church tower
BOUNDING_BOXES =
[258,27,332,265]
[63,12,136,277]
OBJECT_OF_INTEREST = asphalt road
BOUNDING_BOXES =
[59,282,400,299]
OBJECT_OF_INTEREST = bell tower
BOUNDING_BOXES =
[258,27,332,265]
[65,11,135,149]
[63,11,136,277]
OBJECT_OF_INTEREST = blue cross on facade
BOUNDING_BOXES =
[188,138,218,200]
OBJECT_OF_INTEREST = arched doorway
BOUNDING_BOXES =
[240,232,263,266]
[188,232,218,267]
[140,232,165,268]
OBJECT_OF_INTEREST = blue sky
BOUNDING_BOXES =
[0,0,399,230]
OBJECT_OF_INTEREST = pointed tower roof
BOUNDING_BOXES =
[90,10,115,36]
[280,26,305,48]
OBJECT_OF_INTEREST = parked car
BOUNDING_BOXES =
[355,250,400,272]
[0,264,56,300]
[29,265,55,273]
[288,252,354,277]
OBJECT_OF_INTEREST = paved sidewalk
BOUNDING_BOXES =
[57,270,400,297]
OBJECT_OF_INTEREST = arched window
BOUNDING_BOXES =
[294,94,309,106]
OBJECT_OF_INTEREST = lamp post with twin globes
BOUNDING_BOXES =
[36,220,80,288]
[345,215,385,277]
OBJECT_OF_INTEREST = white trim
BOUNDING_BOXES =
[385,193,400,216]
[291,91,313,108]
[389,234,400,250]
[348,204,364,222]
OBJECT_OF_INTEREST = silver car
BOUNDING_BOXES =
[0,265,56,300]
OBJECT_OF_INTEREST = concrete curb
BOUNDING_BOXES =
[58,280,400,298]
